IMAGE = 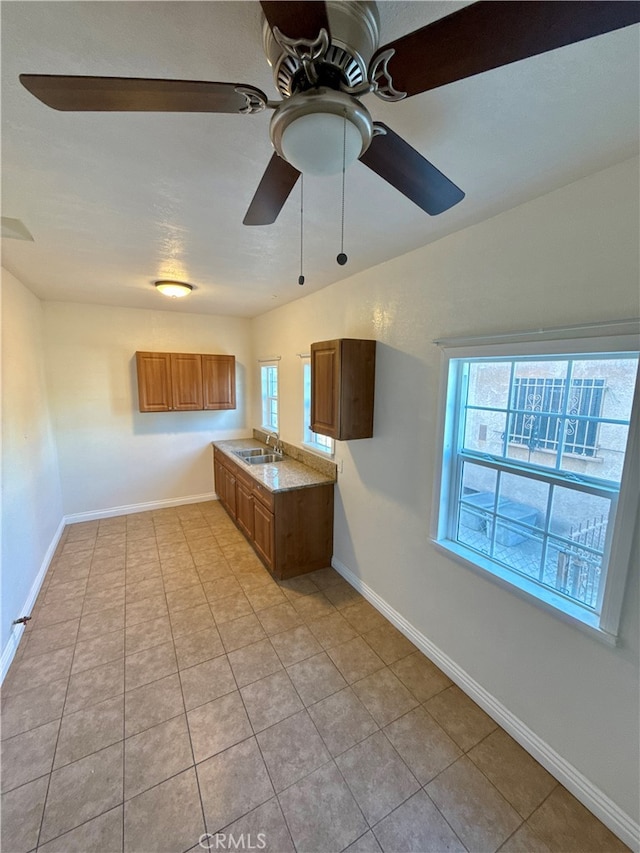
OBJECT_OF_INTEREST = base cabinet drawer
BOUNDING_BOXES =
[213,447,333,579]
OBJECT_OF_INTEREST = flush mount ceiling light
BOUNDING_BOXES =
[154,280,193,298]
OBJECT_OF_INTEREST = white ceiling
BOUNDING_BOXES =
[2,1,638,318]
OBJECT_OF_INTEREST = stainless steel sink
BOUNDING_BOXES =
[245,453,284,465]
[234,448,265,459]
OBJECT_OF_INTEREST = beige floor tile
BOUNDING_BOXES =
[85,568,126,593]
[180,655,236,710]
[71,629,125,675]
[125,614,173,655]
[245,584,287,612]
[221,797,295,853]
[425,684,498,751]
[1,676,67,739]
[0,774,48,853]
[287,651,347,706]
[3,646,74,697]
[279,761,368,853]
[257,601,305,635]
[203,575,243,601]
[384,705,462,785]
[163,568,201,592]
[390,650,452,702]
[38,805,123,853]
[22,619,79,658]
[426,755,522,852]
[327,637,385,684]
[499,823,553,852]
[527,785,629,852]
[269,624,323,667]
[125,641,178,691]
[125,576,164,601]
[241,670,304,732]
[64,658,124,715]
[352,667,419,726]
[187,690,252,762]
[322,580,364,610]
[307,610,360,650]
[373,789,466,853]
[209,590,254,625]
[278,575,320,600]
[336,730,420,825]
[219,613,267,653]
[256,709,331,792]
[468,728,558,818]
[306,567,344,589]
[1,719,59,793]
[26,598,84,631]
[169,602,216,638]
[228,638,283,687]
[292,591,337,622]
[125,562,161,584]
[174,626,224,669]
[166,583,208,613]
[124,714,194,799]
[197,737,274,833]
[341,600,387,634]
[236,567,275,592]
[308,686,378,757]
[362,622,416,665]
[54,694,124,768]
[82,586,126,615]
[124,673,184,737]
[344,831,383,852]
[124,768,204,853]
[124,593,168,627]
[76,604,125,642]
[40,742,123,844]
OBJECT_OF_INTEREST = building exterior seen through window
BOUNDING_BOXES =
[437,348,639,632]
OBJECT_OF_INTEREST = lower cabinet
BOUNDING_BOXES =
[213,448,333,580]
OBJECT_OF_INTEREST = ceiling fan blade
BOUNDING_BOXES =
[360,124,464,216]
[260,1,330,40]
[243,154,300,226]
[374,1,640,98]
[19,75,268,113]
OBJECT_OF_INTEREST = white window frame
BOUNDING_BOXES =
[260,360,279,433]
[301,358,334,455]
[431,323,640,645]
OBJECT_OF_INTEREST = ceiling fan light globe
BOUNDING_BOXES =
[280,112,363,176]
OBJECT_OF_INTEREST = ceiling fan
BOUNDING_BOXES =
[20,1,640,228]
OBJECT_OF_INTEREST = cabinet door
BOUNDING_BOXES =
[310,341,340,438]
[136,352,172,412]
[170,353,203,411]
[253,501,274,569]
[236,481,254,539]
[223,466,237,517]
[203,355,236,410]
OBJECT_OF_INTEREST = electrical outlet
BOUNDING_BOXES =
[337,458,344,474]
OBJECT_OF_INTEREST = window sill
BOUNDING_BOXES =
[431,538,618,647]
[302,441,334,458]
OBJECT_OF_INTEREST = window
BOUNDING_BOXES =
[433,328,639,641]
[260,362,279,432]
[302,360,334,454]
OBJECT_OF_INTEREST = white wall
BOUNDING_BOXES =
[1,269,64,653]
[43,303,253,516]
[251,158,640,828]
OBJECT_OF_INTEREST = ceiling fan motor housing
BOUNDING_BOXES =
[262,1,380,98]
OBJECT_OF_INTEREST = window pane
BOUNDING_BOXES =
[467,362,512,408]
[463,407,507,455]
[497,472,548,531]
[457,462,497,553]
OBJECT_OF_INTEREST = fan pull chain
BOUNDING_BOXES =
[298,174,305,285]
[337,111,348,267]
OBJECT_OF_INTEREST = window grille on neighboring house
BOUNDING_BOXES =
[509,377,605,456]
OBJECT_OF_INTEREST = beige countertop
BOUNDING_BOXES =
[213,439,336,493]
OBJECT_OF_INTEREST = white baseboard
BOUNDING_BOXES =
[1,517,66,683]
[332,556,639,852]
[64,491,217,524]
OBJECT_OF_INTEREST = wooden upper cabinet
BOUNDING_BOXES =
[170,353,203,411]
[310,338,376,440]
[136,351,236,413]
[136,352,172,412]
[203,355,236,410]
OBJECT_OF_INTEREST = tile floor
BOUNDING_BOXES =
[0,501,629,853]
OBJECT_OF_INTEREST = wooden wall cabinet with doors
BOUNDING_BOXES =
[213,448,333,579]
[136,351,236,412]
[310,339,376,440]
